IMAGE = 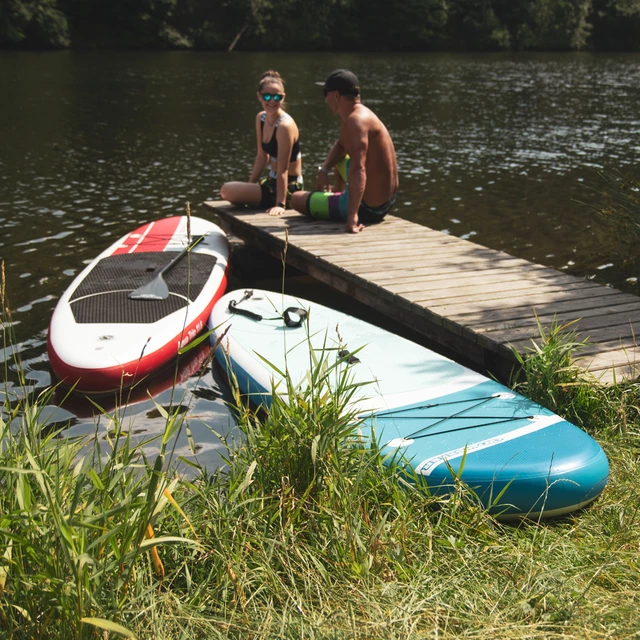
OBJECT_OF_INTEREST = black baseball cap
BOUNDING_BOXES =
[323,69,360,96]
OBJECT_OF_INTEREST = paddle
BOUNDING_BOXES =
[128,234,206,301]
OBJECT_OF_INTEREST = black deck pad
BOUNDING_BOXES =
[69,252,218,324]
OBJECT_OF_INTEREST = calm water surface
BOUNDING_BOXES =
[2,51,640,469]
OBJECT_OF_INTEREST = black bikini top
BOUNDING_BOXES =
[260,113,301,163]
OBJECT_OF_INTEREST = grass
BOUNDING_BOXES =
[2,260,640,638]
[576,168,640,278]
[581,169,640,238]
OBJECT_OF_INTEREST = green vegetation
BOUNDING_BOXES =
[2,263,640,638]
[2,0,640,52]
[578,170,640,281]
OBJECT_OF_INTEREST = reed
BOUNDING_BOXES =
[576,168,640,275]
[580,169,640,240]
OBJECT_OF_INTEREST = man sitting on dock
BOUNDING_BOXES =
[290,69,399,234]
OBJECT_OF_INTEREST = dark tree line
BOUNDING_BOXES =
[2,0,640,51]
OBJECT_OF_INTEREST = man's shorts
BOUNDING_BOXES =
[259,174,304,208]
[304,156,396,223]
[305,190,396,223]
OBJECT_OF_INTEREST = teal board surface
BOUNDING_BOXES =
[210,289,609,518]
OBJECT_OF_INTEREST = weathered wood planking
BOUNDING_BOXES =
[203,201,640,384]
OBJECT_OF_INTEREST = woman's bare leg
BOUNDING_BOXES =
[220,182,263,207]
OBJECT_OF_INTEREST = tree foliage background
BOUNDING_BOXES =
[1,0,640,50]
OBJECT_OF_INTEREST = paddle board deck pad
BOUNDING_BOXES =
[48,216,228,393]
[209,289,609,518]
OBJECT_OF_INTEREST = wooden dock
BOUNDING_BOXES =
[204,201,640,384]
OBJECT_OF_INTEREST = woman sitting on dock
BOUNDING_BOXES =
[220,70,303,217]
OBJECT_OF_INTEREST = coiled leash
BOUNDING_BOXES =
[227,289,309,328]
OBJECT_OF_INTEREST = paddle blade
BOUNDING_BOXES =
[127,234,206,301]
[129,275,170,300]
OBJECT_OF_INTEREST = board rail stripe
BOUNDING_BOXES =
[413,414,563,476]
[127,220,156,254]
[112,216,183,255]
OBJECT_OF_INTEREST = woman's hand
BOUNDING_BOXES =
[267,204,286,217]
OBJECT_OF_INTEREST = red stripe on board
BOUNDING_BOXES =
[112,216,183,255]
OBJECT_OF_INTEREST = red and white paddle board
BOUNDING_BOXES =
[48,215,229,393]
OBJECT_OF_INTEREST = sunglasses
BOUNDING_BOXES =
[261,93,284,102]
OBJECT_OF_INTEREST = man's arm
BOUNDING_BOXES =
[345,117,368,233]
[316,139,347,191]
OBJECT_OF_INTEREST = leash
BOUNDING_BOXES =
[227,290,309,328]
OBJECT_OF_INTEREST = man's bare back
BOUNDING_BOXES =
[340,103,398,208]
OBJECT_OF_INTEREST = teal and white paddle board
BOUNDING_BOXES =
[209,289,609,518]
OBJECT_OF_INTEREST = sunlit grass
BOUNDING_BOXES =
[1,260,640,638]
[576,168,640,279]
[0,377,199,638]
[581,169,640,238]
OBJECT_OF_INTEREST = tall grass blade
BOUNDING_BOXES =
[80,617,136,638]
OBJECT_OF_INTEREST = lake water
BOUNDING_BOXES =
[2,51,640,470]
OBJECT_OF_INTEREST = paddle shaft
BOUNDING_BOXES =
[157,234,206,277]
[128,233,207,300]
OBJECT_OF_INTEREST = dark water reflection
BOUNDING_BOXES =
[2,51,640,469]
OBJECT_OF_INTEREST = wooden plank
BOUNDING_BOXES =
[314,245,484,265]
[347,254,552,277]
[591,366,638,385]
[298,224,445,242]
[583,334,639,354]
[477,309,640,345]
[452,295,640,327]
[473,302,640,332]
[403,280,599,306]
[294,225,454,242]
[380,270,588,295]
[419,285,613,311]
[587,355,640,374]
[292,226,430,243]
[576,323,640,344]
[427,289,625,323]
[363,261,552,283]
[322,242,518,263]
[366,264,564,287]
